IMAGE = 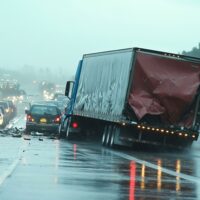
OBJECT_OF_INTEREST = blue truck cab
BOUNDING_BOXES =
[58,60,82,138]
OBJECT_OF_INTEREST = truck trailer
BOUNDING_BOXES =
[59,48,200,148]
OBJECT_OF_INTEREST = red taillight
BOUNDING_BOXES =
[27,115,33,122]
[54,116,61,123]
[72,122,78,128]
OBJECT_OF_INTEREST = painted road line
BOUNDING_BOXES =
[0,141,27,186]
[111,150,200,183]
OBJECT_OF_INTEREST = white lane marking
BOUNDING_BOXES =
[111,150,200,183]
[0,141,27,186]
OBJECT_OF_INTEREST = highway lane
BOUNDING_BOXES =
[0,102,200,199]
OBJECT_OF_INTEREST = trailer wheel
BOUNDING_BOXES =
[102,126,108,146]
[110,126,116,148]
[105,126,113,146]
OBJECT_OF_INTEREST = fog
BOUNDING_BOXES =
[0,0,200,85]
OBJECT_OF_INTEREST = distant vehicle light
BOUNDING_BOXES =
[0,115,3,125]
[5,108,9,113]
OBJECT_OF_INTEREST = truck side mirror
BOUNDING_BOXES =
[65,81,74,99]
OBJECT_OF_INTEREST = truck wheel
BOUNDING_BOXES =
[110,126,116,148]
[102,126,108,146]
[105,126,112,146]
[58,124,65,138]
[66,124,72,140]
[62,118,72,140]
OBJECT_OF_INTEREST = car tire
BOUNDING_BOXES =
[25,127,31,135]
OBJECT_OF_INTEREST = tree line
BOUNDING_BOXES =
[182,43,200,58]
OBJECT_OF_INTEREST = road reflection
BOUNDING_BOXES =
[129,161,136,200]
[157,159,162,191]
[141,163,145,190]
[55,142,198,200]
[74,144,77,160]
[128,157,197,200]
[176,159,181,192]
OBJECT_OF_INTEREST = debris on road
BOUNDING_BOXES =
[23,136,31,140]
[31,132,44,136]
[0,127,24,137]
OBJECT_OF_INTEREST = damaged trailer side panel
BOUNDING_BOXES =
[128,51,200,128]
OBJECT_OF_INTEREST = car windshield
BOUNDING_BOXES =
[31,105,58,115]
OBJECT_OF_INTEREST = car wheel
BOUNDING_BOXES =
[25,129,31,135]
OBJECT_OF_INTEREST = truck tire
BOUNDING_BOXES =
[102,126,108,146]
[109,126,116,148]
[105,126,113,146]
[65,120,72,140]
[58,124,65,138]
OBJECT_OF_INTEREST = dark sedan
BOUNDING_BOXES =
[25,103,61,134]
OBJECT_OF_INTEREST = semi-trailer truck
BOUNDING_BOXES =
[59,48,200,148]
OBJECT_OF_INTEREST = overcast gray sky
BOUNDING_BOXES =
[0,0,200,77]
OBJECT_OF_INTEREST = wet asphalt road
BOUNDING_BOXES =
[0,101,200,200]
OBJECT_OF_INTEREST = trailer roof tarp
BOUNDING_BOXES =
[128,52,200,125]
